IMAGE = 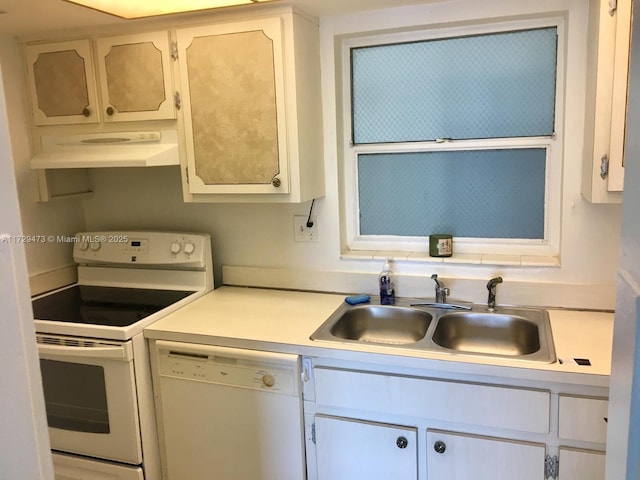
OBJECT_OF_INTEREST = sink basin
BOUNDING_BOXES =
[311,299,556,363]
[428,307,556,362]
[312,304,432,345]
[431,312,541,356]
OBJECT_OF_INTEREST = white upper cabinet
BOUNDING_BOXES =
[176,18,288,195]
[24,31,176,126]
[583,0,632,203]
[95,32,176,122]
[25,40,99,125]
[175,11,325,202]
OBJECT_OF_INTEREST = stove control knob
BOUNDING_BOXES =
[170,242,181,255]
[184,242,196,255]
[89,241,101,251]
[261,374,276,388]
[78,241,89,251]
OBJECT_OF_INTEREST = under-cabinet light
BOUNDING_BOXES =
[64,0,276,19]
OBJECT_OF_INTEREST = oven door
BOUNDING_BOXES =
[37,334,142,465]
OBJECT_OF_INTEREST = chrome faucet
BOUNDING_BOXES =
[486,276,503,311]
[431,274,450,304]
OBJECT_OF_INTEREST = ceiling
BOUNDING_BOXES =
[0,0,435,37]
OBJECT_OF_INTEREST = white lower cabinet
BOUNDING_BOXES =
[305,362,608,480]
[426,430,545,480]
[558,395,608,443]
[315,415,417,480]
[556,396,607,480]
[558,448,606,480]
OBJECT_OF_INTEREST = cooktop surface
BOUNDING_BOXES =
[32,285,196,327]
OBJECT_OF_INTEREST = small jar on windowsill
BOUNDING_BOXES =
[429,234,453,257]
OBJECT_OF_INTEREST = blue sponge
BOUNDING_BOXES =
[345,294,371,305]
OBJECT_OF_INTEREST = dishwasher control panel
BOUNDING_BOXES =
[155,340,300,396]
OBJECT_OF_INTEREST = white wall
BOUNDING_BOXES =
[81,0,622,310]
[0,45,54,480]
[0,35,85,293]
[606,3,640,476]
[2,0,620,309]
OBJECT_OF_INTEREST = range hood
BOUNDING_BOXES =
[30,130,180,169]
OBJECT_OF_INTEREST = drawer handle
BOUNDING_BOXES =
[396,436,408,449]
[434,440,446,454]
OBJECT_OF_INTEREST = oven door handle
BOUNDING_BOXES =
[38,343,132,360]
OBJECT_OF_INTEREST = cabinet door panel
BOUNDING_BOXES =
[177,18,290,194]
[96,31,176,122]
[607,0,632,191]
[558,395,608,443]
[582,0,629,202]
[427,430,545,480]
[25,40,98,125]
[315,415,417,480]
[559,448,605,480]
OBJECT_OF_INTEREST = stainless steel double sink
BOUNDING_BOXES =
[310,298,556,363]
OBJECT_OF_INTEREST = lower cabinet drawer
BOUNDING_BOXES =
[314,367,550,433]
[558,395,608,443]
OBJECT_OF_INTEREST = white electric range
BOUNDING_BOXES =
[31,231,213,480]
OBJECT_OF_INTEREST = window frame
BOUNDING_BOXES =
[340,17,565,260]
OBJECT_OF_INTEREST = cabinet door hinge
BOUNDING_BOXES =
[174,92,182,110]
[311,422,316,444]
[170,41,179,61]
[600,154,609,179]
[545,454,559,480]
[609,0,617,15]
[185,166,189,184]
[301,357,313,383]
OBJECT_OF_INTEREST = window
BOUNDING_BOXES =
[341,19,564,261]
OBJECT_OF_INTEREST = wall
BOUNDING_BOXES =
[0,35,85,294]
[606,3,640,476]
[0,44,54,479]
[80,0,622,310]
[3,0,621,309]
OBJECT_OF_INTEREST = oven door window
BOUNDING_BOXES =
[40,359,110,434]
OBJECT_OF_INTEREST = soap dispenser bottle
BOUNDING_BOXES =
[379,258,395,305]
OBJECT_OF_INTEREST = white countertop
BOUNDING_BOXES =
[144,286,614,388]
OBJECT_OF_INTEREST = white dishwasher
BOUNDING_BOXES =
[151,340,306,480]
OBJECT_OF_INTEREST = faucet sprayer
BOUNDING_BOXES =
[486,276,503,311]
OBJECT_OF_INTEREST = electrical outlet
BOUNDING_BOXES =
[294,215,318,242]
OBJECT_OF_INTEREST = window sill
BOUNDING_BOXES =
[341,249,560,267]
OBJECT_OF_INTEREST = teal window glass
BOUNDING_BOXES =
[357,149,546,239]
[351,27,558,144]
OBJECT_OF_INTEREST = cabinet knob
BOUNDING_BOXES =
[433,440,446,454]
[396,436,408,449]
[106,106,115,116]
[271,176,281,188]
[82,107,91,117]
